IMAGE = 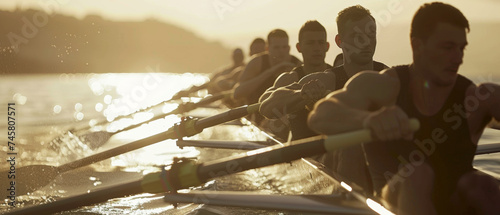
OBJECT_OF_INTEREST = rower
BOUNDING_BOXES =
[333,53,343,67]
[308,2,500,214]
[209,38,266,95]
[209,48,245,87]
[259,5,388,192]
[233,29,302,105]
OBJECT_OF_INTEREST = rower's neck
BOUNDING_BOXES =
[303,63,328,75]
[343,61,374,78]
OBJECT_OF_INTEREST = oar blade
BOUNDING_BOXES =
[78,131,114,149]
[1,165,59,199]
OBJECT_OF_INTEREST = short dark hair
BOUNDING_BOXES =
[251,38,265,47]
[411,2,470,41]
[336,5,374,36]
[267,29,288,45]
[250,38,265,55]
[298,20,327,42]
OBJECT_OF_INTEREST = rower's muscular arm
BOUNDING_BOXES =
[259,71,300,118]
[259,71,299,103]
[260,72,333,119]
[233,59,293,102]
[308,69,400,135]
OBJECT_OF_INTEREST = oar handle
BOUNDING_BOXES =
[324,119,420,152]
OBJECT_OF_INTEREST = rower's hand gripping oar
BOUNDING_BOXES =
[0,102,260,199]
[5,119,419,215]
[77,91,233,149]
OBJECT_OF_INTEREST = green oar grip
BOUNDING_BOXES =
[324,118,420,152]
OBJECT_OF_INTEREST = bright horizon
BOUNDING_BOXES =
[1,0,500,76]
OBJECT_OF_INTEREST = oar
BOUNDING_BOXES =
[0,103,260,198]
[76,91,233,149]
[72,82,211,133]
[171,82,210,100]
[176,140,269,150]
[164,191,374,214]
[476,143,500,155]
[4,119,419,215]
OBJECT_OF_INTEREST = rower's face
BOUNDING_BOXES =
[338,16,377,65]
[268,37,291,62]
[297,31,329,66]
[250,42,266,56]
[416,23,467,86]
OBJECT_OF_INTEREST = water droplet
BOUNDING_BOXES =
[53,105,62,114]
[74,112,84,121]
[75,103,83,111]
[95,103,103,112]
[104,95,112,104]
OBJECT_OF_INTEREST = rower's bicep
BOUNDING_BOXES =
[329,71,399,111]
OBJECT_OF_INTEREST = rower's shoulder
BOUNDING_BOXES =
[347,67,399,87]
[343,68,400,103]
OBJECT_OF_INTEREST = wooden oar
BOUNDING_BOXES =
[164,191,374,214]
[4,119,419,215]
[0,103,260,199]
[73,91,233,149]
[176,140,269,150]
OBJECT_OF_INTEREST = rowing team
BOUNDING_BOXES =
[199,2,500,215]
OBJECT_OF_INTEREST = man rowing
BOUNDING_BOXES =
[308,2,500,214]
[209,38,266,94]
[259,5,387,191]
[233,29,302,105]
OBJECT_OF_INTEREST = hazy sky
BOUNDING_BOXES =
[1,0,500,67]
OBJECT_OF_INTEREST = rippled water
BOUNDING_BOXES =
[0,73,499,214]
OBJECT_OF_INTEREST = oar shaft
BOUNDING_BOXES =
[114,92,231,134]
[6,180,143,215]
[57,102,257,173]
[197,136,326,180]
[195,103,259,130]
[171,82,210,99]
[57,130,176,173]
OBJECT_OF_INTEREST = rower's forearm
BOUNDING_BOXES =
[260,89,307,119]
[233,72,273,100]
[308,98,368,135]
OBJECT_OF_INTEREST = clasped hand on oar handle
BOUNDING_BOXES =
[323,118,420,152]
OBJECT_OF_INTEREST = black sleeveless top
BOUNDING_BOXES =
[247,54,301,104]
[288,61,387,140]
[363,65,476,207]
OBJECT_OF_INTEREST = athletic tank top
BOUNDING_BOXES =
[363,65,476,204]
[288,61,387,140]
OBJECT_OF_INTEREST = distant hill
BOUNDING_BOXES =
[0,9,232,74]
